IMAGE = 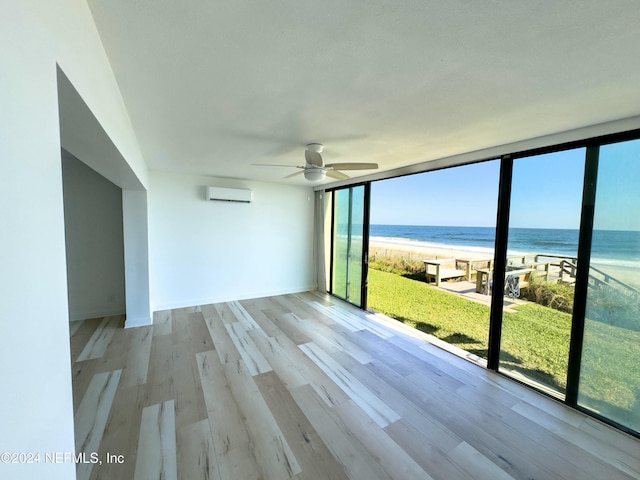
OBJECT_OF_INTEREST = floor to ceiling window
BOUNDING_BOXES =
[499,148,585,397]
[326,130,640,437]
[366,161,499,359]
[330,185,368,307]
[578,138,640,433]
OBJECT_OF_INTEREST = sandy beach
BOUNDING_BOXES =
[369,236,493,262]
[369,236,640,289]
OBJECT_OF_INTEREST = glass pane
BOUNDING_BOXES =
[332,189,349,299]
[579,139,640,434]
[349,186,365,305]
[368,161,499,360]
[331,186,365,305]
[499,149,585,397]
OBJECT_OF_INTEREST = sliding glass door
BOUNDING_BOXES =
[324,131,640,437]
[498,148,585,397]
[578,139,640,433]
[331,185,368,307]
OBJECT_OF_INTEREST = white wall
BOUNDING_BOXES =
[62,150,126,321]
[122,190,152,327]
[0,2,147,479]
[149,172,316,310]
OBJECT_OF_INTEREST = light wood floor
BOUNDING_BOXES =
[69,291,640,480]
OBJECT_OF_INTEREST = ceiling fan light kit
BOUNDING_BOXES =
[253,143,378,182]
[303,167,326,182]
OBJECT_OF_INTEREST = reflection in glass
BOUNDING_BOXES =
[499,149,585,396]
[332,186,364,305]
[579,139,640,434]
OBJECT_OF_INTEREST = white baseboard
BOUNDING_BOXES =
[68,307,126,322]
[151,284,316,312]
[125,315,153,328]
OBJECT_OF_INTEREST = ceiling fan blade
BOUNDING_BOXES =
[325,162,378,170]
[305,150,324,167]
[251,163,299,167]
[326,169,350,180]
[283,170,305,179]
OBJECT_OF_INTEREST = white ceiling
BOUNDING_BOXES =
[86,0,640,186]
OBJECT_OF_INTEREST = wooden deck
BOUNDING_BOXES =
[70,291,639,480]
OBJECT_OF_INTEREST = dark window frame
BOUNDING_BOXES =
[325,127,640,438]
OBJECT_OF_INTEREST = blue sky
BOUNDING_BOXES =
[594,141,640,231]
[371,150,587,229]
[371,139,640,230]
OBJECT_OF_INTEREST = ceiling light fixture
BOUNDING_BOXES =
[304,167,326,182]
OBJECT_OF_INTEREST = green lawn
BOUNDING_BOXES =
[368,268,640,417]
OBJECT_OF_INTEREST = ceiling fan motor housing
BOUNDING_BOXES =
[306,143,324,153]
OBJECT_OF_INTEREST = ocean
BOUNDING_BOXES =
[369,224,640,268]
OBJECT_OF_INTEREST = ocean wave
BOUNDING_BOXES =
[370,236,495,256]
[589,258,640,270]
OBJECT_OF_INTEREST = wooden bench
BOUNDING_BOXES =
[424,259,467,286]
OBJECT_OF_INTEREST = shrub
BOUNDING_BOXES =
[369,254,424,276]
[520,274,574,313]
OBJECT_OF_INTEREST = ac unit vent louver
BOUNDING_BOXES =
[206,186,252,203]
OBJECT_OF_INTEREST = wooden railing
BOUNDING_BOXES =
[589,265,640,299]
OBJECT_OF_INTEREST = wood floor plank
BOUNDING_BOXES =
[202,307,243,365]
[403,371,608,480]
[224,321,272,376]
[72,358,101,414]
[134,400,178,480]
[219,350,302,478]
[262,308,312,345]
[238,298,289,337]
[246,329,309,389]
[70,318,103,363]
[120,326,153,387]
[299,342,400,428]
[212,302,241,326]
[173,341,208,431]
[77,316,122,361]
[153,309,172,336]
[332,399,434,480]
[69,319,83,336]
[177,419,219,480]
[142,334,174,407]
[448,441,515,480]
[256,332,348,408]
[580,417,640,458]
[290,384,393,480]
[196,350,261,480]
[370,360,566,479]
[511,400,640,479]
[281,311,374,365]
[227,300,262,330]
[187,311,215,353]
[171,307,192,346]
[74,369,122,480]
[324,340,475,480]
[94,323,129,373]
[69,292,640,480]
[300,293,394,338]
[271,294,340,328]
[255,371,349,480]
[385,420,474,480]
[88,384,143,480]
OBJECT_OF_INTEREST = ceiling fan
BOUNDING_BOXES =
[253,143,378,182]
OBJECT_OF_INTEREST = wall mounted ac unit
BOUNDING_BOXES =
[206,186,253,203]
